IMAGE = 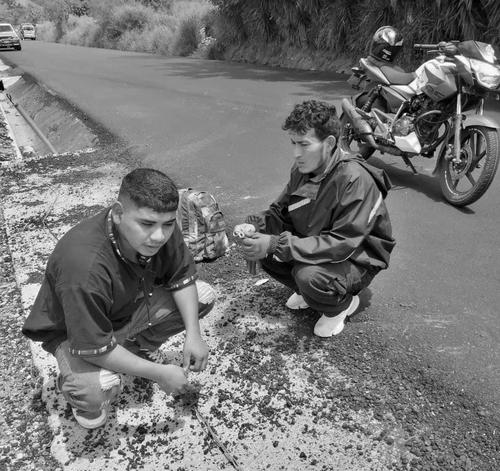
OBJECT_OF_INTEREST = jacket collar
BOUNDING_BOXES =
[291,147,342,200]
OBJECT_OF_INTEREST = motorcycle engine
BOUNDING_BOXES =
[407,95,451,149]
[392,115,414,136]
[392,95,434,137]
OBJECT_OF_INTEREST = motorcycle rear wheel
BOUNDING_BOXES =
[438,126,500,206]
[339,113,375,159]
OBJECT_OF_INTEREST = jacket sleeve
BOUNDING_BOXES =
[274,174,383,264]
[246,180,295,235]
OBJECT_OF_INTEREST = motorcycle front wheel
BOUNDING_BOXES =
[438,126,500,206]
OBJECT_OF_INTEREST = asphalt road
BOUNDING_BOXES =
[1,41,499,411]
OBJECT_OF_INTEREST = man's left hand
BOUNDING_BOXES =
[183,334,209,372]
[241,233,271,260]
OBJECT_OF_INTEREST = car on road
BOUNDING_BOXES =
[19,23,36,40]
[0,23,21,50]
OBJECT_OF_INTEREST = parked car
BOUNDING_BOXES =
[19,23,36,40]
[0,23,21,50]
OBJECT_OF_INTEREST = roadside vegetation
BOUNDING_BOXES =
[3,0,500,72]
[207,0,500,70]
[4,0,215,57]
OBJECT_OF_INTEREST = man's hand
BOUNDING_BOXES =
[240,232,271,260]
[155,364,189,395]
[183,334,209,372]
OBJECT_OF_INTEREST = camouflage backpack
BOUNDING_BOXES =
[176,188,229,262]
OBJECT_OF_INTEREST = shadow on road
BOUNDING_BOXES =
[120,55,351,99]
[367,156,475,213]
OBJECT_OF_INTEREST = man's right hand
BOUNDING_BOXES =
[155,364,189,395]
[85,345,191,395]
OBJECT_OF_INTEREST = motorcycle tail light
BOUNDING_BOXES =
[470,59,500,89]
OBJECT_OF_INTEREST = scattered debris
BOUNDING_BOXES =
[254,278,269,286]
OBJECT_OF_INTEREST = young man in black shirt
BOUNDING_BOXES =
[23,168,215,429]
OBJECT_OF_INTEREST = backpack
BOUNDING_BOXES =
[176,188,229,262]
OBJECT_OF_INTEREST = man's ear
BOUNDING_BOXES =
[324,135,337,155]
[111,201,124,225]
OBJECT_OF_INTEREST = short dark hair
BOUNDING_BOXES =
[118,168,178,212]
[282,100,340,140]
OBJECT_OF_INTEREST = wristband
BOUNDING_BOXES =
[267,235,278,254]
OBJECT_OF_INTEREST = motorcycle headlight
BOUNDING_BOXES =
[470,59,500,89]
[476,42,497,64]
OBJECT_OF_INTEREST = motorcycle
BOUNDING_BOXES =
[340,39,500,206]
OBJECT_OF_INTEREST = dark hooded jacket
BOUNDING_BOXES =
[248,149,395,270]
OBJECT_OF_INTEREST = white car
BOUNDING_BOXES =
[20,23,36,40]
[0,23,21,50]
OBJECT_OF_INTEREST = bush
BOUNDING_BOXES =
[138,0,174,11]
[172,0,212,19]
[36,21,58,42]
[106,4,153,42]
[33,0,216,57]
[171,15,201,56]
[61,15,100,47]
[149,22,178,55]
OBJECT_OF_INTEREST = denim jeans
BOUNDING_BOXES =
[54,280,215,413]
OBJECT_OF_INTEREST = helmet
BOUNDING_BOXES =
[370,26,403,63]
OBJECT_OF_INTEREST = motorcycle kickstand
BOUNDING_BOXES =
[401,155,418,174]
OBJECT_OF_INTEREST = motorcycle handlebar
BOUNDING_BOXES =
[414,41,459,56]
[414,43,437,49]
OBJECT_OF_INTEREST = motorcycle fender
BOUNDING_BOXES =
[432,142,448,175]
[463,114,500,129]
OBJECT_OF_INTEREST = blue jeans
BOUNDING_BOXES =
[54,280,215,413]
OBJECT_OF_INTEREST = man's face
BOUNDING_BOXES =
[112,199,177,258]
[289,129,334,175]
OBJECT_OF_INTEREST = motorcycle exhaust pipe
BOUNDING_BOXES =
[341,98,402,156]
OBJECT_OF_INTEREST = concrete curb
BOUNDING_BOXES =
[0,89,23,164]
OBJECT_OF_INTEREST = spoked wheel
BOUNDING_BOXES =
[439,126,500,206]
[339,113,375,159]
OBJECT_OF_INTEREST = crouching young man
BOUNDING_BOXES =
[235,100,395,337]
[23,168,215,429]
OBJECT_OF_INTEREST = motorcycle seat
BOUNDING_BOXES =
[364,56,416,85]
[379,65,416,85]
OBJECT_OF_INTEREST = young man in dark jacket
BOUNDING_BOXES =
[235,100,395,337]
[23,168,215,429]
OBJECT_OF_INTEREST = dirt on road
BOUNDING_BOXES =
[0,66,499,471]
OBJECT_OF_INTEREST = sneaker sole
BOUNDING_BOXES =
[72,407,108,429]
[314,295,360,337]
[286,301,309,310]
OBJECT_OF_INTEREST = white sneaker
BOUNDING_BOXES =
[286,292,309,310]
[313,295,360,337]
[72,406,109,429]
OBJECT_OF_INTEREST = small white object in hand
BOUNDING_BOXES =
[233,223,256,239]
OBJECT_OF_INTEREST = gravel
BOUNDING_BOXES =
[0,122,59,470]
[0,93,499,470]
